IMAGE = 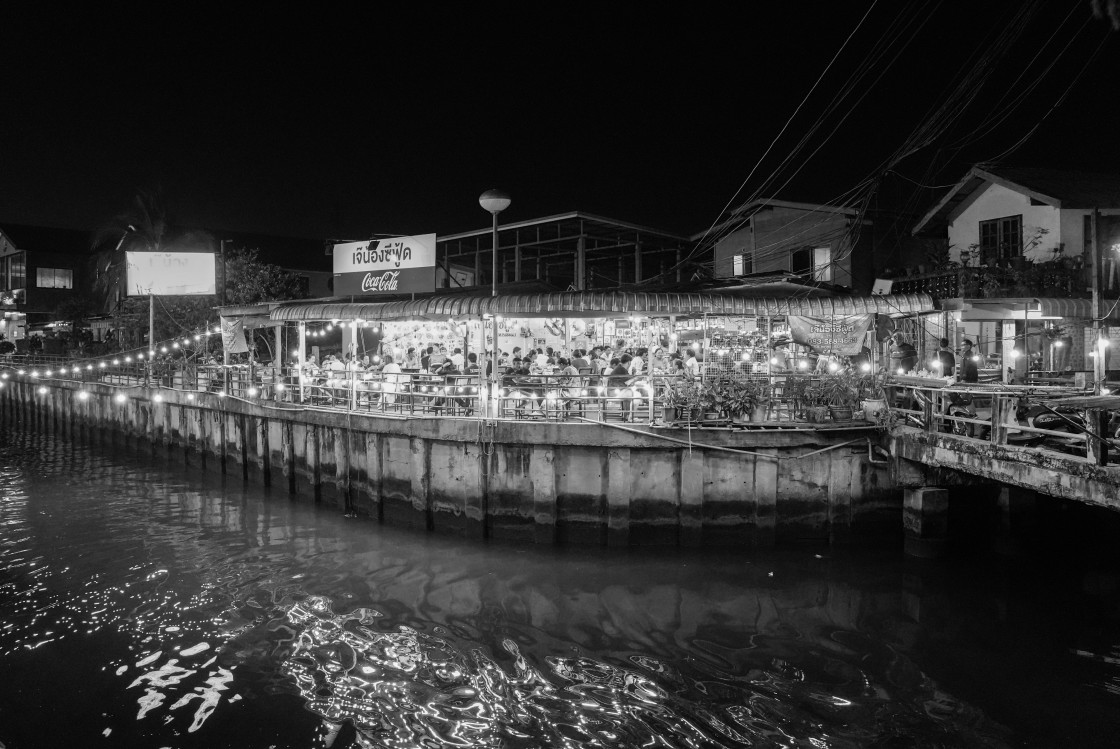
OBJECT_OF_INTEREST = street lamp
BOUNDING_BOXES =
[479,189,511,297]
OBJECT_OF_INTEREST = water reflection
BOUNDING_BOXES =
[0,426,1116,746]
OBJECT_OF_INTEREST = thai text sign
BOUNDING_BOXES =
[787,314,873,355]
[332,234,436,296]
[125,252,216,296]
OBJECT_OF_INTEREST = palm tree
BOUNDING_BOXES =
[90,190,169,313]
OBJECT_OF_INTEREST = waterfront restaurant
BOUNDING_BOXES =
[213,290,937,419]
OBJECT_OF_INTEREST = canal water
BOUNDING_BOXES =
[2,428,1120,749]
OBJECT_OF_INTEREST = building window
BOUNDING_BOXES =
[978,215,1022,259]
[732,252,753,276]
[791,247,832,281]
[36,268,73,289]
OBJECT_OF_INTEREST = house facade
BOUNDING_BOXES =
[705,199,878,292]
[912,166,1120,267]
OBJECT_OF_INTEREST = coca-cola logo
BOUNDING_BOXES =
[361,270,400,292]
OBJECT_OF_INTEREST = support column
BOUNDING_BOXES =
[903,486,948,558]
[606,448,631,547]
[634,240,642,284]
[993,485,1037,556]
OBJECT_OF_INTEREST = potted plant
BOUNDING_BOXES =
[698,380,726,423]
[664,378,702,424]
[782,375,813,419]
[858,370,890,421]
[818,370,861,421]
[803,382,830,423]
[721,378,771,424]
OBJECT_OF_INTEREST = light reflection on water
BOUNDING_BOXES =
[0,428,1118,747]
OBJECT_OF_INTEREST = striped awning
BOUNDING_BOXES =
[269,291,936,322]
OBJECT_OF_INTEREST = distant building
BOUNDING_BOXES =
[703,199,880,292]
[0,224,89,342]
[912,166,1120,266]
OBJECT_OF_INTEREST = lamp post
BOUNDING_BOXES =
[479,189,511,296]
[479,190,510,420]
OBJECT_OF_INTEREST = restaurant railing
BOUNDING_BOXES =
[1,356,878,428]
[884,379,1116,466]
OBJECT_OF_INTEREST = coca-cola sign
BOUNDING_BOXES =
[361,270,400,292]
[332,233,436,296]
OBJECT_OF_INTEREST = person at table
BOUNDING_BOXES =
[889,334,917,373]
[959,339,979,383]
[465,352,481,374]
[608,357,635,422]
[936,338,955,377]
[421,346,433,372]
[380,355,403,406]
[683,349,700,380]
[405,347,421,370]
[571,349,590,371]
[557,357,582,416]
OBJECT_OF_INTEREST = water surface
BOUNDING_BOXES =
[1,427,1119,747]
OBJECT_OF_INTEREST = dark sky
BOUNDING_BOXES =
[1,2,1116,247]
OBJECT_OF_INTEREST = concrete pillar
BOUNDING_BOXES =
[904,486,948,558]
[530,445,556,544]
[993,485,1037,556]
[679,450,704,546]
[606,448,631,547]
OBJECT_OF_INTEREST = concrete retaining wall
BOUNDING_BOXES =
[0,379,902,546]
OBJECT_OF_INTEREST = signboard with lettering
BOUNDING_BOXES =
[787,314,874,355]
[332,234,437,296]
[125,252,216,296]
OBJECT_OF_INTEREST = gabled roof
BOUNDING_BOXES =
[693,199,859,242]
[913,166,1120,235]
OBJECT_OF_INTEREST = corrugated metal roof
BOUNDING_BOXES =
[269,292,937,321]
[967,297,1113,320]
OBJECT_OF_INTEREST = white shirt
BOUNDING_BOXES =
[451,353,464,368]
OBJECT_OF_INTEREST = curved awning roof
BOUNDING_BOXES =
[269,291,936,322]
[953,297,1117,321]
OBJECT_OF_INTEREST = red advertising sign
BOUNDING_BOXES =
[332,234,436,296]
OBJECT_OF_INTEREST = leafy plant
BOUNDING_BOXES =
[698,380,725,413]
[666,379,702,412]
[817,371,861,408]
[720,378,771,415]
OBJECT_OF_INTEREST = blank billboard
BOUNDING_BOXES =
[125,252,216,296]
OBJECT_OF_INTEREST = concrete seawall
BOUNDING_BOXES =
[0,379,902,546]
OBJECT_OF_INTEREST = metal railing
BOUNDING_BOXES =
[1,356,883,429]
[885,380,1116,466]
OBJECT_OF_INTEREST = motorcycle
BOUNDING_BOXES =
[944,393,1051,446]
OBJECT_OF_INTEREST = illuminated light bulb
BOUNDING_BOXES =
[798,361,808,370]
[58,368,67,374]
[292,349,300,356]
[1008,349,1020,359]
[861,363,872,372]
[112,359,120,365]
[114,393,127,403]
[77,391,88,401]
[217,390,226,398]
[31,371,39,377]
[770,357,778,365]
[247,387,259,397]
[0,372,7,379]
[86,365,92,370]
[326,324,333,331]
[1054,341,1063,348]
[186,393,195,401]
[172,343,179,349]
[124,357,132,363]
[17,369,25,375]
[373,355,381,363]
[828,361,839,372]
[930,360,941,369]
[137,354,144,360]
[897,367,905,375]
[276,383,286,392]
[971,355,980,362]
[38,386,48,394]
[0,382,5,389]
[194,335,201,342]
[44,370,52,376]
[160,347,168,353]
[152,393,163,403]
[99,363,106,369]
[1103,388,1113,396]
[213,327,220,334]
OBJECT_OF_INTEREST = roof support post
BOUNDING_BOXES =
[634,239,642,284]
[1092,209,1105,394]
[575,235,586,291]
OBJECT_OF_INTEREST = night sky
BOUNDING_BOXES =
[1,2,1116,250]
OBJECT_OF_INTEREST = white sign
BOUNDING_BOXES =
[125,252,216,296]
[332,234,437,296]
